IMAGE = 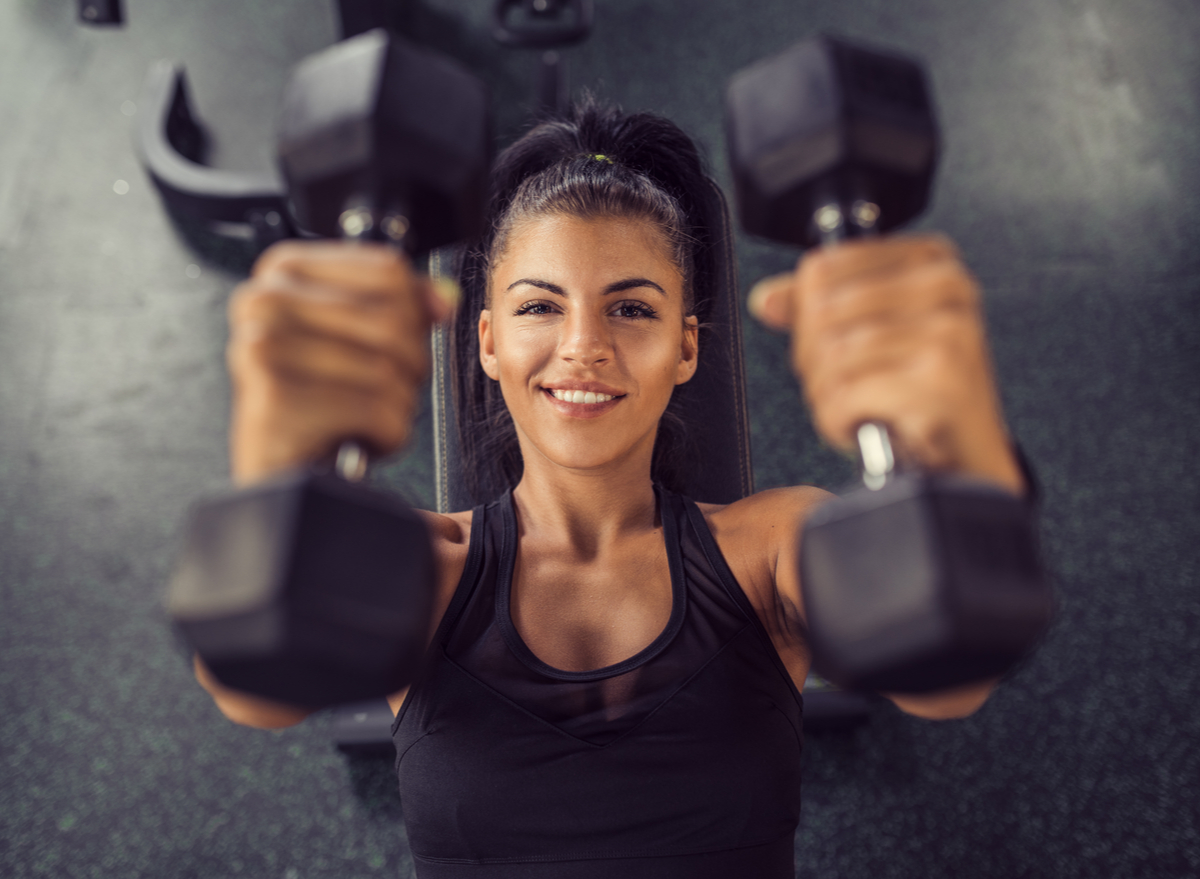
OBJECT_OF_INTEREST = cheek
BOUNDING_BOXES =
[492,324,552,390]
[625,331,687,397]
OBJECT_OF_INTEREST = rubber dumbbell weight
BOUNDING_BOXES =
[725,35,1053,693]
[166,30,491,709]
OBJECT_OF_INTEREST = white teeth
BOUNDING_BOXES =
[550,389,614,404]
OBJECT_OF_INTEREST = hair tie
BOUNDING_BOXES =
[586,153,614,164]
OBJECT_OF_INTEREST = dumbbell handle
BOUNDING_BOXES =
[811,198,899,492]
[331,204,413,483]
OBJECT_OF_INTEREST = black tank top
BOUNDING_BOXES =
[392,485,804,878]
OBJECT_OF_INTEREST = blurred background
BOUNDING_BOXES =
[1,1,1197,876]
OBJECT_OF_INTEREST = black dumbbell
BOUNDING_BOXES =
[725,34,1053,693]
[167,30,491,709]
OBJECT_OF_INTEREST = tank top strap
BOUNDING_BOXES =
[434,492,504,647]
[676,494,805,708]
[390,492,505,737]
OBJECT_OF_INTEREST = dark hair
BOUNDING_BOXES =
[451,97,722,504]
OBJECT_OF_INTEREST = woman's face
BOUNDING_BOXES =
[480,213,698,478]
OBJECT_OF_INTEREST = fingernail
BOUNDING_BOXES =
[433,277,462,311]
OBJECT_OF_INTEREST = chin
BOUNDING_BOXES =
[523,431,656,478]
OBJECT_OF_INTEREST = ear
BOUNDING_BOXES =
[675,315,699,385]
[478,309,500,380]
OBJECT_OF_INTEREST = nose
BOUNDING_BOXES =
[558,308,612,367]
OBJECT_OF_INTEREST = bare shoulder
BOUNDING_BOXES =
[694,486,832,691]
[417,507,475,602]
[388,508,475,716]
[418,507,473,550]
[692,485,830,603]
[697,485,833,549]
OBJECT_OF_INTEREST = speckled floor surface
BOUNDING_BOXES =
[1,1,1197,877]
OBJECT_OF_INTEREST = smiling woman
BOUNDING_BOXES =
[212,95,1019,879]
[450,101,721,502]
[376,99,816,878]
[479,213,697,482]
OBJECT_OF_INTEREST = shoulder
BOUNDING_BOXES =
[419,507,475,577]
[693,486,832,689]
[417,507,476,627]
[696,485,833,557]
[419,507,473,548]
[387,508,476,716]
[692,485,831,604]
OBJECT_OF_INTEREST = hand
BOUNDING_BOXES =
[226,240,457,486]
[748,234,1024,495]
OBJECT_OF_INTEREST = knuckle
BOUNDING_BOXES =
[252,240,308,277]
[916,342,954,377]
[372,396,411,452]
[798,249,835,291]
[231,284,289,328]
[812,403,850,448]
[916,232,960,262]
[240,324,279,364]
[932,261,978,304]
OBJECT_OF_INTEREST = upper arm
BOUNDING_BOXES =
[728,487,1001,718]
[193,655,314,729]
[385,508,473,716]
[763,485,835,629]
[705,486,831,689]
[882,678,1001,720]
[770,489,1000,718]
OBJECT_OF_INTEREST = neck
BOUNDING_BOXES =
[511,447,660,558]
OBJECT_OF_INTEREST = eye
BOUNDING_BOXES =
[612,300,659,320]
[513,300,557,316]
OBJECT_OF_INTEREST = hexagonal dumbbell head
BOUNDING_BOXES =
[725,34,939,247]
[278,28,490,252]
[168,472,435,708]
[799,472,1053,693]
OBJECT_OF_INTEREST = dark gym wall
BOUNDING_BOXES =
[2,1,1197,877]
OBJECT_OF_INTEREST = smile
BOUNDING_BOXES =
[541,386,626,418]
[548,389,617,404]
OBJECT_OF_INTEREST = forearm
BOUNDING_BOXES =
[193,655,314,729]
[881,676,1002,720]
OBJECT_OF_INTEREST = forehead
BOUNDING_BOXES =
[491,214,682,297]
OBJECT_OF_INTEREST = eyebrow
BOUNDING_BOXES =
[505,278,668,297]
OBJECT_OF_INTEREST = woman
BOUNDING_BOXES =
[198,100,1028,876]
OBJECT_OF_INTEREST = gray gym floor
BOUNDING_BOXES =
[2,1,1198,877]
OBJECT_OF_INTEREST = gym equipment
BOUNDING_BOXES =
[137,1,586,249]
[725,35,1052,693]
[138,62,295,251]
[492,0,595,48]
[492,0,596,118]
[136,0,445,251]
[278,29,490,252]
[168,30,490,709]
[726,34,937,250]
[78,0,122,25]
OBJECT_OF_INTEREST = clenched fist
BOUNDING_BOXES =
[225,241,455,486]
[749,234,1025,496]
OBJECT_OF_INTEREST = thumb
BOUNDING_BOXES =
[424,276,462,325]
[747,272,796,332]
